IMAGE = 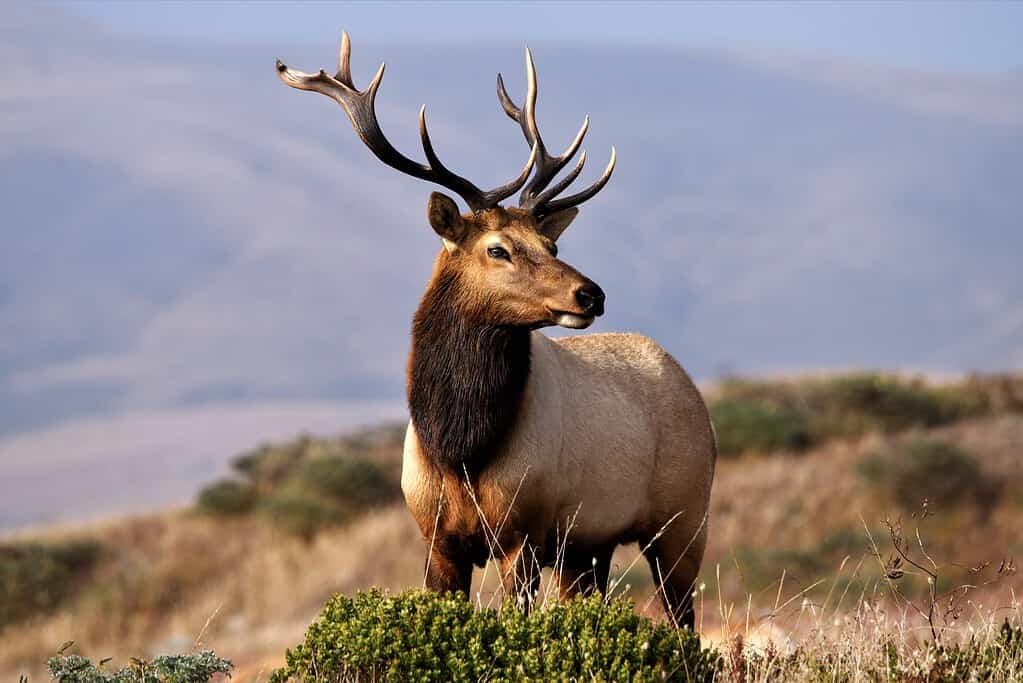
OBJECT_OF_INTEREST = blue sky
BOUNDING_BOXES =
[51,0,1023,74]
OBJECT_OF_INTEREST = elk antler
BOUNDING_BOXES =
[497,48,616,219]
[277,32,538,213]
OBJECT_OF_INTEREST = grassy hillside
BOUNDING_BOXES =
[3,372,1022,681]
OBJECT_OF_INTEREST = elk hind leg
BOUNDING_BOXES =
[644,528,706,630]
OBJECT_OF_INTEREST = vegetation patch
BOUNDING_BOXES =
[709,372,1019,456]
[710,397,812,455]
[47,646,231,683]
[0,539,104,628]
[196,428,403,538]
[726,620,1023,682]
[271,590,719,682]
[195,480,258,516]
[858,437,1003,517]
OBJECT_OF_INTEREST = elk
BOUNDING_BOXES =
[277,33,716,628]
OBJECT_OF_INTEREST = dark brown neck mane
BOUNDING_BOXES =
[407,267,531,476]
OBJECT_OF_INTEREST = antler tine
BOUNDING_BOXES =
[534,150,586,209]
[336,30,353,85]
[417,104,493,208]
[497,51,590,201]
[541,146,616,217]
[277,32,536,213]
[497,48,610,217]
[419,107,537,209]
[487,140,540,206]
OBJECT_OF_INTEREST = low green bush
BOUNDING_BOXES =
[923,620,1023,682]
[258,493,342,541]
[293,457,399,511]
[271,590,719,682]
[232,436,316,488]
[0,539,104,628]
[710,397,812,456]
[858,437,1003,516]
[806,374,982,437]
[48,647,231,683]
[195,480,258,516]
[710,372,1011,457]
[197,430,402,539]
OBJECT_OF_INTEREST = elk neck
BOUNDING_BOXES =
[407,263,531,478]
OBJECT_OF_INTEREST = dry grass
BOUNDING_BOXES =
[3,414,1022,681]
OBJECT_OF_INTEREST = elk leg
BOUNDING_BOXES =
[558,547,613,600]
[643,525,707,630]
[500,541,543,610]
[424,536,473,596]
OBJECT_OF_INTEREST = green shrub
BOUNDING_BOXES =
[924,620,1023,682]
[198,429,405,538]
[258,493,342,541]
[0,539,104,628]
[710,397,812,456]
[195,480,258,516]
[231,439,309,488]
[48,647,231,682]
[271,590,719,682]
[293,457,399,510]
[858,437,1003,515]
[807,374,961,436]
[709,372,1015,456]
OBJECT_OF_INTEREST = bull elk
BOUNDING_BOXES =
[277,33,716,628]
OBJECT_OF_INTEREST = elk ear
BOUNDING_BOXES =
[537,208,579,242]
[428,192,467,251]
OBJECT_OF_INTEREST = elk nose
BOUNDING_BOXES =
[575,281,606,317]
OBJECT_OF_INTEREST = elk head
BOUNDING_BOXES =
[276,33,615,329]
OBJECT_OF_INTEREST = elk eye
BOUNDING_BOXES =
[487,246,510,261]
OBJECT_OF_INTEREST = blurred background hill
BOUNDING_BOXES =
[2,1,1022,532]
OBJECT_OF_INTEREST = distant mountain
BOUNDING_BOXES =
[1,4,1021,529]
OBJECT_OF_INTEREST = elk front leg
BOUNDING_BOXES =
[501,540,543,610]
[424,535,473,596]
[558,546,613,600]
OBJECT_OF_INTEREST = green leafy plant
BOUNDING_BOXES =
[47,646,232,683]
[271,590,719,682]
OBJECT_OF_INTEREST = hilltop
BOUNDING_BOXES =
[2,372,1022,680]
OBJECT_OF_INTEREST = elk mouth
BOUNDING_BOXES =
[547,309,595,330]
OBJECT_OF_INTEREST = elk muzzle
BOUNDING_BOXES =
[575,281,605,317]
[547,278,605,329]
